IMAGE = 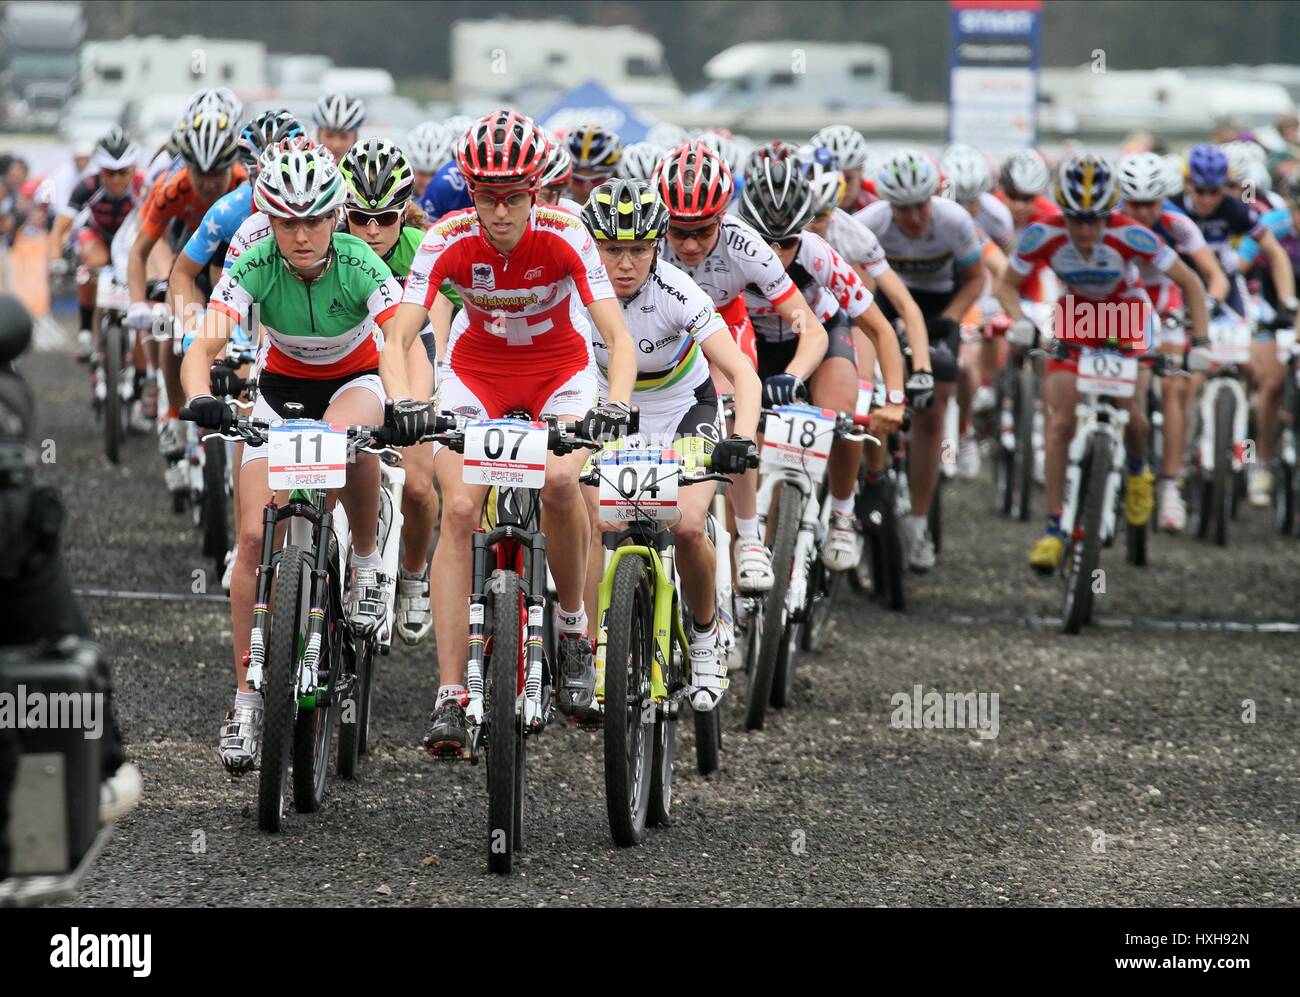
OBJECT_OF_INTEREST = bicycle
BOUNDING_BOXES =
[89,268,149,465]
[1040,341,1185,633]
[1275,326,1300,538]
[747,403,875,730]
[423,411,600,874]
[185,406,397,832]
[583,439,743,846]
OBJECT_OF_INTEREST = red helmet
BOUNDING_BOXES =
[656,140,733,221]
[456,108,550,188]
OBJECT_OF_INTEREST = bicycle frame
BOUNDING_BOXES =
[756,469,822,624]
[1195,375,1250,474]
[1058,395,1127,543]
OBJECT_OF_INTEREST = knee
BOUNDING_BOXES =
[442,491,481,534]
[542,472,580,506]
[237,525,263,564]
[1047,412,1074,445]
[674,512,707,550]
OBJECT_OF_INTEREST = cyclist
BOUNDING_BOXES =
[418,158,472,222]
[738,159,908,570]
[857,148,985,571]
[379,109,637,755]
[1117,151,1230,532]
[126,104,244,480]
[1179,143,1297,507]
[180,142,403,773]
[997,153,1212,572]
[565,123,623,204]
[406,121,455,196]
[616,141,668,182]
[48,128,142,361]
[578,179,762,712]
[339,137,443,646]
[314,92,366,163]
[656,140,835,592]
[536,141,580,213]
[811,124,876,211]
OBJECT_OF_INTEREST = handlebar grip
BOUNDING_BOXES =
[178,406,195,422]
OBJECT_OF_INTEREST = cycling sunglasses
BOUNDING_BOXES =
[666,219,720,241]
[1062,211,1111,223]
[770,236,801,251]
[346,208,402,227]
[1192,184,1223,196]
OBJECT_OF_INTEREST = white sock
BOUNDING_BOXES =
[555,604,587,636]
[830,495,855,517]
[352,547,381,571]
[235,689,263,708]
[436,684,466,709]
[735,516,759,541]
[910,515,927,533]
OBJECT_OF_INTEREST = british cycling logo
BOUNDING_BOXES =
[49,928,151,977]
[472,263,495,290]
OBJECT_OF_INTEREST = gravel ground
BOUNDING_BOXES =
[20,342,1299,907]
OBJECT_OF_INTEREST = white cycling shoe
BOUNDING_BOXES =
[218,700,263,774]
[904,517,936,573]
[158,417,185,459]
[688,625,728,712]
[396,566,432,645]
[973,384,997,414]
[821,512,863,572]
[1157,480,1187,533]
[733,540,774,593]
[958,429,981,479]
[1247,466,1274,508]
[100,762,143,824]
[221,549,236,593]
[346,565,392,638]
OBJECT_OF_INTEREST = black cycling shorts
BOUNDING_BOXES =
[754,310,857,382]
[257,368,381,421]
[874,287,959,383]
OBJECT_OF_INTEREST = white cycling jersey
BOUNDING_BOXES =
[973,192,1014,250]
[742,231,873,342]
[661,215,795,309]
[855,196,983,295]
[590,258,725,394]
[825,207,889,277]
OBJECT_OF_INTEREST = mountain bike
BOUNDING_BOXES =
[1276,328,1300,538]
[90,268,147,465]
[583,439,741,846]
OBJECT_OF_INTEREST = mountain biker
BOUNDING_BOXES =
[566,123,623,205]
[314,92,366,164]
[811,124,876,211]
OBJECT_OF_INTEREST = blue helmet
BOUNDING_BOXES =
[1186,144,1229,188]
[420,159,472,220]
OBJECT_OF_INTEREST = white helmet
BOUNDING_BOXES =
[172,106,240,173]
[1117,152,1169,203]
[939,143,992,203]
[1242,157,1273,194]
[1223,139,1267,185]
[697,130,742,176]
[645,121,691,151]
[1160,154,1186,199]
[797,144,845,215]
[442,114,475,139]
[811,124,871,172]
[185,87,243,125]
[998,150,1051,198]
[405,121,455,174]
[618,141,668,180]
[254,143,347,219]
[876,148,940,206]
[313,92,366,132]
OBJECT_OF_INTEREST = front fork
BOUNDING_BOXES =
[1196,377,1250,473]
[1059,405,1127,542]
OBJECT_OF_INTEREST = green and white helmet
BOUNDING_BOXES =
[254,140,347,218]
[340,137,415,211]
[581,178,669,241]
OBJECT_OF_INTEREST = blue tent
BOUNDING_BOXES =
[537,80,654,144]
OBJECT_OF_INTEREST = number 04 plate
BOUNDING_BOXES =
[462,419,549,488]
[598,448,679,521]
[268,419,348,490]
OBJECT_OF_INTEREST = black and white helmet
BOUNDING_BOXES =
[540,141,573,189]
[1117,152,1169,203]
[92,126,139,171]
[617,142,668,181]
[185,87,243,125]
[811,124,871,172]
[738,159,815,241]
[876,149,940,206]
[172,106,240,173]
[998,150,1050,198]
[405,121,455,174]
[313,92,366,132]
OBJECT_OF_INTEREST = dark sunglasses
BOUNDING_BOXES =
[1193,185,1222,196]
[346,208,402,227]
[1063,211,1110,223]
[770,236,801,251]
[666,219,720,240]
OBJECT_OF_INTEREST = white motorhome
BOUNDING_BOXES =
[450,18,683,108]
[80,36,269,104]
[690,42,905,112]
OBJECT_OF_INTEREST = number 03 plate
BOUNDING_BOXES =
[462,419,549,488]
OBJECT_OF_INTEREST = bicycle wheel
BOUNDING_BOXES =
[874,475,906,611]
[103,320,125,465]
[1012,365,1037,521]
[258,545,306,832]
[800,555,842,655]
[1062,435,1110,634]
[202,434,229,578]
[747,484,801,730]
[603,556,654,847]
[1210,388,1233,546]
[292,623,337,813]
[337,636,373,778]
[486,570,521,873]
[650,702,677,826]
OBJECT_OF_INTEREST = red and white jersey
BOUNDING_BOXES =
[403,205,615,376]
[661,215,796,309]
[744,231,873,342]
[1008,211,1176,302]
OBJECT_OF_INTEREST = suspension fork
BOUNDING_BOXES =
[300,507,334,703]
[524,531,547,717]
[465,530,489,720]
[246,501,281,692]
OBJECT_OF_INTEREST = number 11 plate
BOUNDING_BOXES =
[268,419,348,490]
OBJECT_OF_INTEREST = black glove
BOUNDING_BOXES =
[581,400,632,442]
[386,398,433,447]
[905,370,935,410]
[180,394,233,431]
[1274,302,1296,329]
[710,435,757,474]
[763,372,805,407]
[209,362,241,398]
[930,315,961,344]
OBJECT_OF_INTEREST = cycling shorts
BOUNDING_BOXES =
[614,377,721,451]
[874,287,960,383]
[241,369,385,467]
[754,310,857,382]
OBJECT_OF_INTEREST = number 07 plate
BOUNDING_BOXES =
[268,419,348,490]
[462,419,549,488]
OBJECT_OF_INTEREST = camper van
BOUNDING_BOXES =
[0,1,85,131]
[689,42,905,113]
[80,36,269,105]
[450,18,683,109]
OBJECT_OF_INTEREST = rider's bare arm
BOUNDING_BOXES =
[700,321,761,439]
[1258,230,1297,307]
[875,268,931,371]
[180,305,233,401]
[588,297,636,406]
[379,301,429,401]
[995,265,1029,323]
[127,229,159,307]
[774,289,830,381]
[1189,245,1229,304]
[1167,258,1209,343]
[941,259,985,324]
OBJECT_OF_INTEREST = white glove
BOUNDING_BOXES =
[1186,345,1214,373]
[1008,317,1037,348]
[127,302,155,333]
[48,257,69,277]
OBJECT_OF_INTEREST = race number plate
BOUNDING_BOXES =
[761,404,836,480]
[96,271,131,311]
[856,379,875,418]
[1209,315,1252,365]
[462,419,548,488]
[598,448,679,521]
[268,419,347,490]
[1076,349,1138,398]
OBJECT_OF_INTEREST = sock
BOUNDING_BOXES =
[1045,513,1065,539]
[735,516,759,541]
[830,494,855,518]
[436,684,467,709]
[352,547,381,571]
[555,604,587,636]
[400,563,426,580]
[691,616,716,638]
[235,689,263,708]
[1126,457,1147,476]
[910,515,927,534]
[79,304,93,331]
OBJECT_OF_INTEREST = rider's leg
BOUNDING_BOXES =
[1042,368,1079,518]
[399,341,439,573]
[814,355,862,503]
[908,382,949,518]
[540,446,592,617]
[323,385,383,558]
[673,480,718,628]
[230,455,274,688]
[1251,337,1284,465]
[582,483,602,642]
[428,448,487,690]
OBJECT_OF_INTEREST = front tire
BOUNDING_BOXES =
[747,484,801,730]
[258,546,306,832]
[486,571,521,873]
[1062,436,1110,634]
[603,556,654,847]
